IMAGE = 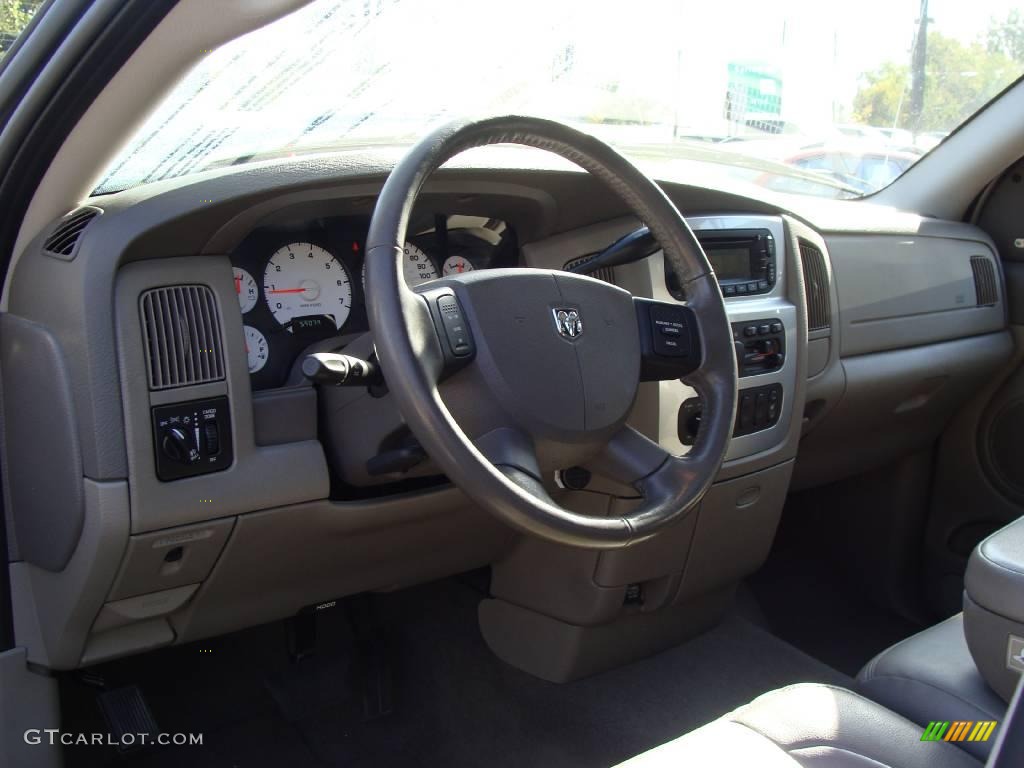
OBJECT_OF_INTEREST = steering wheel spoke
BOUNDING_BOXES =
[589,425,672,487]
[589,427,712,534]
[474,427,542,480]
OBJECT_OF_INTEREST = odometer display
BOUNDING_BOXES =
[263,242,352,331]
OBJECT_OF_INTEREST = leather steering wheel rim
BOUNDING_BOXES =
[365,116,737,549]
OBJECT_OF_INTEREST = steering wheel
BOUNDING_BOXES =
[365,116,736,549]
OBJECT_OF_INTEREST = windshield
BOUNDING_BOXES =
[95,0,1024,198]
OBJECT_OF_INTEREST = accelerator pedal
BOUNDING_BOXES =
[347,594,395,721]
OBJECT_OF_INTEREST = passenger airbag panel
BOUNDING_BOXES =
[827,234,1004,357]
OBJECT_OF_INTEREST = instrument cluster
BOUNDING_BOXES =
[229,214,516,389]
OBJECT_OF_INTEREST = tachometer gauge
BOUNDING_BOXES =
[361,242,440,287]
[233,267,258,313]
[263,242,352,331]
[243,325,269,373]
[442,255,475,275]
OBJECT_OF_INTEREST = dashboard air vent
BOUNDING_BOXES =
[563,255,616,285]
[970,255,998,306]
[140,285,225,390]
[43,206,101,260]
[798,240,831,332]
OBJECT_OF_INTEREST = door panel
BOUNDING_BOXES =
[925,160,1024,615]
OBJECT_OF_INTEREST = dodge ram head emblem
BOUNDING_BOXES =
[553,308,583,339]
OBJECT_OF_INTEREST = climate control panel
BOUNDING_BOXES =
[678,383,784,446]
[152,397,232,481]
[734,383,783,437]
[732,318,785,377]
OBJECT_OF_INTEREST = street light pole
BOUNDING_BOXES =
[908,0,929,136]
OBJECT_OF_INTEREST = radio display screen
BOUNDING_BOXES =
[668,229,773,301]
[708,246,752,281]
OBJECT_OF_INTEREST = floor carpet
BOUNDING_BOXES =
[61,576,849,768]
[748,553,923,676]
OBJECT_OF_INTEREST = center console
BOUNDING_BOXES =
[964,515,1024,701]
[650,215,799,463]
[857,517,1023,762]
[480,213,807,682]
[679,317,786,445]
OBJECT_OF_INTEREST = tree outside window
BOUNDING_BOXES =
[1,0,44,61]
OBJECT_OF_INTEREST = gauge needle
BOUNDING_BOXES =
[268,287,308,294]
[234,275,241,294]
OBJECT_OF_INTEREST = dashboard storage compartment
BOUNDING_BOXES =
[81,519,235,665]
[92,584,199,634]
[963,516,1024,701]
[107,518,235,600]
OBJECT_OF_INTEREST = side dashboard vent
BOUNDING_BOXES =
[563,255,617,285]
[970,255,998,306]
[43,206,101,259]
[798,240,832,332]
[140,286,226,390]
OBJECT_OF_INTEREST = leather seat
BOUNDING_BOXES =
[857,614,1006,761]
[615,683,981,767]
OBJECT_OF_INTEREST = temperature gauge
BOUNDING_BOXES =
[244,325,269,373]
[233,267,258,313]
[442,255,475,275]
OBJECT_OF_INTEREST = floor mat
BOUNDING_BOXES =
[61,578,849,768]
[748,550,924,676]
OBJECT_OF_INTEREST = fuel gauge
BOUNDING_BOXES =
[244,325,269,373]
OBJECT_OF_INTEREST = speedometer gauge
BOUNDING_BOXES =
[361,242,439,287]
[263,242,352,331]
[400,242,440,284]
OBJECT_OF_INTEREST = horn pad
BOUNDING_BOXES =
[451,269,641,440]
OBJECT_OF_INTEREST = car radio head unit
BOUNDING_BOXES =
[666,228,776,300]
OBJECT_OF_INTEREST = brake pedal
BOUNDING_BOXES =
[96,685,159,754]
[359,649,394,721]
